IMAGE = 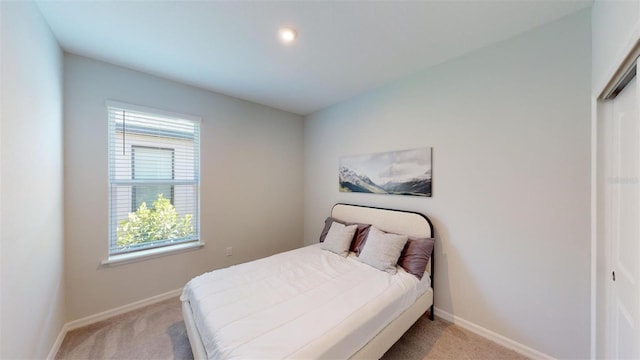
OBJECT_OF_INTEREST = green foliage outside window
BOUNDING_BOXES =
[117,194,193,247]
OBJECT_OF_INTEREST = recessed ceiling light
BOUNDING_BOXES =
[279,27,297,44]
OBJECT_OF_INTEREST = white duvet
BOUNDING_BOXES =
[180,244,428,360]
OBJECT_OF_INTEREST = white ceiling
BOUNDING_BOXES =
[36,0,591,115]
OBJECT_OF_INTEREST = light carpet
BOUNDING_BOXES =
[56,297,528,359]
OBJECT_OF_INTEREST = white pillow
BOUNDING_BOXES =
[357,226,408,274]
[320,222,357,257]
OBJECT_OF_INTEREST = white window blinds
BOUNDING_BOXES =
[107,101,200,256]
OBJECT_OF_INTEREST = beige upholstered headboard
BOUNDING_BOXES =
[331,203,433,239]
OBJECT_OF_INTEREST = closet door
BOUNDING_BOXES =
[606,73,640,360]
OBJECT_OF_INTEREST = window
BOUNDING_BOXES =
[108,101,200,257]
[131,146,175,211]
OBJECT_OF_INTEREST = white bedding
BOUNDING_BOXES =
[180,244,429,360]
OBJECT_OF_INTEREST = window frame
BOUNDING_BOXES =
[105,100,202,264]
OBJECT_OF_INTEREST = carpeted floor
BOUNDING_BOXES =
[55,297,528,359]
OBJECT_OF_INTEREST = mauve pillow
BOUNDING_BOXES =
[350,224,371,253]
[398,237,435,279]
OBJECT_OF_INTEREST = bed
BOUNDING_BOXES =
[181,203,435,359]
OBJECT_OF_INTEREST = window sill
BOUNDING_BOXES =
[101,241,205,267]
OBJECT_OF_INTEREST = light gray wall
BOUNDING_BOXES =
[0,1,65,358]
[64,54,304,321]
[304,10,591,359]
[592,0,640,95]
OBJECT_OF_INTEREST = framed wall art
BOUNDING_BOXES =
[339,147,432,197]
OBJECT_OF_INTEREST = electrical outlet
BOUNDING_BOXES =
[226,246,233,256]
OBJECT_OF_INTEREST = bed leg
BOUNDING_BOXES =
[429,254,434,321]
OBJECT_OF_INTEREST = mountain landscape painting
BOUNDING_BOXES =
[339,147,432,197]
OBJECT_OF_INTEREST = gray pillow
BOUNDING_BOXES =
[357,226,408,274]
[320,222,357,257]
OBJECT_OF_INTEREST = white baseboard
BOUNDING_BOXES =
[65,288,183,331]
[47,288,182,359]
[434,307,555,360]
[46,323,70,360]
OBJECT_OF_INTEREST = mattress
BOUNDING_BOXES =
[180,244,429,359]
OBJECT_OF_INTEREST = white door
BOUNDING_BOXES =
[606,73,640,359]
